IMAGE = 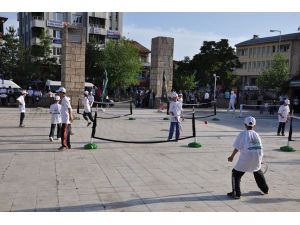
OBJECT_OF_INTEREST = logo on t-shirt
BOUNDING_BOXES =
[248,138,262,151]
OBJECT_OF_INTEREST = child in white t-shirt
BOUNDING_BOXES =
[227,116,269,199]
[16,90,27,127]
[49,96,62,142]
[277,99,290,136]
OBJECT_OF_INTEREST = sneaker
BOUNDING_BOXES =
[58,146,68,151]
[70,131,75,135]
[277,133,280,136]
[49,137,54,142]
[57,138,61,141]
[87,122,91,127]
[282,133,285,136]
[19,124,25,127]
[227,192,240,199]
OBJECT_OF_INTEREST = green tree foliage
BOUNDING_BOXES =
[190,39,241,89]
[85,38,103,85]
[98,39,142,96]
[173,57,196,91]
[257,53,289,97]
[0,27,19,80]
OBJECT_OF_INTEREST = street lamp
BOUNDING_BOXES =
[213,74,220,102]
[270,29,282,52]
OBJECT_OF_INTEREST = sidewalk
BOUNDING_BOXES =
[0,107,299,212]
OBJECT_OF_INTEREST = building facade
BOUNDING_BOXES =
[0,16,8,44]
[17,12,123,64]
[235,33,300,90]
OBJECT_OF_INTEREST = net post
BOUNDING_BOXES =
[167,101,170,115]
[214,101,217,115]
[130,100,133,115]
[77,99,80,114]
[91,111,97,138]
[239,104,243,117]
[192,106,196,138]
[288,110,294,142]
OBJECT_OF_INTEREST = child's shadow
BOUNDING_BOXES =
[242,191,263,197]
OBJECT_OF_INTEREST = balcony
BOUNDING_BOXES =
[31,17,45,28]
[89,25,107,35]
[88,12,107,19]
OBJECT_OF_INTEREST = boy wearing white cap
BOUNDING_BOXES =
[227,116,269,199]
[58,87,73,150]
[277,99,290,136]
[168,92,183,141]
[16,90,27,127]
[227,90,236,113]
[49,95,62,142]
[82,91,94,126]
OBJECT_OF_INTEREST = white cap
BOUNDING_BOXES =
[21,90,27,94]
[284,99,290,105]
[55,96,60,101]
[178,93,183,96]
[84,91,89,95]
[244,116,256,127]
[172,92,178,98]
[58,87,66,93]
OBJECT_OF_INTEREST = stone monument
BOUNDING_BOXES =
[61,24,86,107]
[150,36,174,107]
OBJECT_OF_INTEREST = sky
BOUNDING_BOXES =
[2,12,300,60]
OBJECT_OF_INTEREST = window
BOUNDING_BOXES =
[250,78,257,86]
[262,47,265,56]
[272,45,276,53]
[249,48,252,57]
[72,14,82,25]
[253,48,256,57]
[257,47,261,57]
[53,30,61,39]
[247,62,251,71]
[52,47,61,55]
[54,12,63,22]
[261,61,265,69]
[280,44,290,52]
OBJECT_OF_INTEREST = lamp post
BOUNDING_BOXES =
[270,29,282,52]
[213,74,220,102]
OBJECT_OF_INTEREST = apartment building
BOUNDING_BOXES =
[235,33,300,90]
[17,12,123,63]
[0,16,8,43]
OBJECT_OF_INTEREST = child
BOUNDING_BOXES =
[16,90,27,127]
[277,99,290,136]
[82,91,94,127]
[227,116,269,199]
[49,95,62,142]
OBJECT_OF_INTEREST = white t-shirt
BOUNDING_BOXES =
[233,130,263,172]
[17,95,26,113]
[61,96,72,124]
[230,93,236,103]
[169,101,183,122]
[82,97,91,113]
[49,103,62,124]
[88,95,94,106]
[278,105,290,122]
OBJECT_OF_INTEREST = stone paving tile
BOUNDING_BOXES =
[0,107,300,212]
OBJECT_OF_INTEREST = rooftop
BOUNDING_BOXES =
[235,32,300,47]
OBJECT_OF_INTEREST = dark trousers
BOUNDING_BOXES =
[49,123,61,138]
[231,168,269,196]
[83,111,94,122]
[20,112,25,125]
[61,123,71,148]
[168,122,180,140]
[277,122,286,135]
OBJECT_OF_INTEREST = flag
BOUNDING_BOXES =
[101,70,108,102]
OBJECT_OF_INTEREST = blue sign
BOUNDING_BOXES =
[107,30,120,39]
[53,38,62,44]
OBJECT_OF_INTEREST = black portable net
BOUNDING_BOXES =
[288,115,300,143]
[239,104,280,119]
[90,110,196,144]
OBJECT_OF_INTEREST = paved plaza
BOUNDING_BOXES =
[0,107,299,212]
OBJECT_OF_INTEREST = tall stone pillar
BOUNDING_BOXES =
[150,37,174,107]
[61,25,86,107]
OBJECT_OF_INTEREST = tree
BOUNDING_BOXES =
[0,27,19,80]
[173,57,196,91]
[257,53,289,97]
[98,38,142,98]
[190,39,241,89]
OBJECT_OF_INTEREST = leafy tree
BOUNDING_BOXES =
[0,27,19,80]
[257,53,289,97]
[98,38,142,98]
[85,38,103,85]
[173,57,196,91]
[190,39,241,89]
